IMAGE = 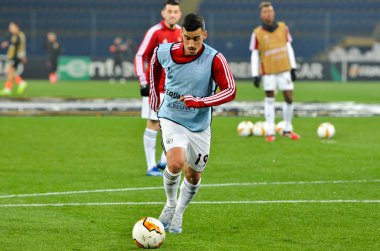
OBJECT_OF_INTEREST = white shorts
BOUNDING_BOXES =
[262,71,294,91]
[159,118,211,172]
[141,94,164,120]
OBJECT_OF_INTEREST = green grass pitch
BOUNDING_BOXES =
[0,80,379,250]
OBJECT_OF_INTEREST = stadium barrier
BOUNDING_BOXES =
[2,56,380,82]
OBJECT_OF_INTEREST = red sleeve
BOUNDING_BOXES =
[149,46,163,111]
[183,53,236,108]
[134,28,158,86]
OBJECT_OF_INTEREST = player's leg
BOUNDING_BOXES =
[157,151,167,170]
[1,63,15,95]
[13,60,27,94]
[159,147,185,230]
[15,74,27,94]
[118,61,126,83]
[141,96,162,176]
[279,71,300,140]
[169,127,210,234]
[109,59,117,83]
[144,119,162,176]
[158,118,188,229]
[169,165,202,234]
[283,90,294,131]
[262,74,276,142]
[49,60,58,84]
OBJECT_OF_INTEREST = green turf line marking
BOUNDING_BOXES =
[0,179,379,199]
[1,200,380,208]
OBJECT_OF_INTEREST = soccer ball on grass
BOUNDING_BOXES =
[275,120,293,135]
[132,217,165,249]
[237,121,254,137]
[317,122,335,139]
[252,121,268,136]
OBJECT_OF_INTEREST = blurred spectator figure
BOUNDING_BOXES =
[109,36,127,83]
[125,38,137,63]
[1,22,27,95]
[45,32,61,84]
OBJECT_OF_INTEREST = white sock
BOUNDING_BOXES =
[283,102,294,132]
[175,178,201,216]
[163,169,181,207]
[143,128,157,171]
[264,97,275,135]
[159,151,167,164]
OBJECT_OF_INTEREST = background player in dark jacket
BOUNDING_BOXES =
[45,32,61,84]
[1,22,27,95]
[109,36,126,83]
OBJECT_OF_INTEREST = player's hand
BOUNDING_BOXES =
[1,41,9,48]
[21,57,27,64]
[179,95,203,108]
[140,84,150,97]
[253,76,261,88]
[290,69,297,81]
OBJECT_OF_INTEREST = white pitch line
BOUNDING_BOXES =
[1,200,380,208]
[0,186,162,199]
[0,179,379,199]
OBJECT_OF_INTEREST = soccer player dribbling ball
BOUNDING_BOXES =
[134,0,182,177]
[150,13,236,233]
[250,2,300,142]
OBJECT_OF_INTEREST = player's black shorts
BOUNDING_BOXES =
[7,58,21,68]
[47,60,58,73]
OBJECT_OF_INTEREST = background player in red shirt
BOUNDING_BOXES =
[134,0,182,176]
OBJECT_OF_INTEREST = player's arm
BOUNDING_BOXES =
[134,29,157,95]
[149,46,163,112]
[1,40,9,49]
[18,33,27,61]
[181,53,236,108]
[286,26,297,81]
[249,32,261,88]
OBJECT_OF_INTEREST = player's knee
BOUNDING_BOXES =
[284,96,293,104]
[185,173,201,185]
[167,158,184,174]
[265,91,275,97]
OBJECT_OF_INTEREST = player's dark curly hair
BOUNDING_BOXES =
[182,13,205,31]
[163,0,180,8]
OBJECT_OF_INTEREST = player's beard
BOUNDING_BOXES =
[167,17,178,28]
[262,21,278,32]
[186,47,197,55]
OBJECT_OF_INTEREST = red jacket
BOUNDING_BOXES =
[150,42,236,111]
[134,20,181,93]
